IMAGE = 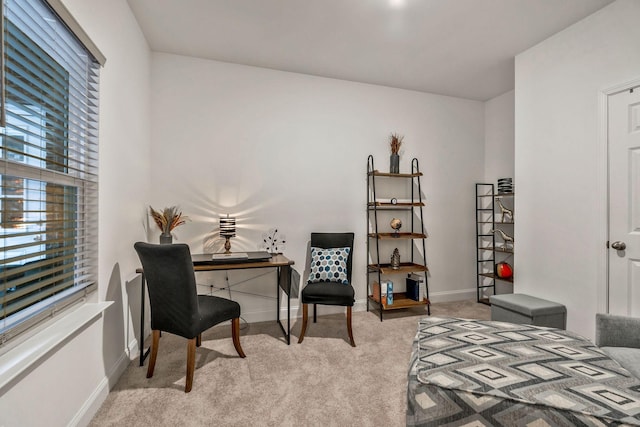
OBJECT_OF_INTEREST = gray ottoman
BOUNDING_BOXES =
[489,293,566,329]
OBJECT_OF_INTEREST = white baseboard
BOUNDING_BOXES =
[127,336,139,361]
[428,288,476,303]
[69,348,128,427]
[69,376,110,427]
[107,350,131,388]
[240,289,478,323]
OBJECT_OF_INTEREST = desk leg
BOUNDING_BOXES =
[276,265,291,345]
[287,274,291,345]
[139,272,150,366]
[276,266,280,323]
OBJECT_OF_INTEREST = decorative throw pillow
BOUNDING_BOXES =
[308,247,350,285]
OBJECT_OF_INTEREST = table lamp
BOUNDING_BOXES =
[220,215,236,253]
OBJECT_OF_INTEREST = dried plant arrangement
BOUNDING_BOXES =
[390,133,404,154]
[149,205,188,234]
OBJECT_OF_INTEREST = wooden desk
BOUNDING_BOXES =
[138,254,295,366]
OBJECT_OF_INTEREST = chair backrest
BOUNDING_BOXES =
[134,242,200,338]
[310,232,355,285]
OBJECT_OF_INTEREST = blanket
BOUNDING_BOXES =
[407,317,640,426]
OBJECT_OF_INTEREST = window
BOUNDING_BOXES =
[0,0,103,344]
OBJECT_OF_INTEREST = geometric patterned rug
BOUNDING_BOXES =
[407,317,640,426]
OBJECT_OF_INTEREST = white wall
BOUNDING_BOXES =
[484,90,515,295]
[515,0,640,339]
[150,53,485,318]
[9,0,636,419]
[0,9,485,424]
[485,90,515,184]
[0,0,151,425]
[0,2,508,424]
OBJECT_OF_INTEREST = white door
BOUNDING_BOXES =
[608,87,640,315]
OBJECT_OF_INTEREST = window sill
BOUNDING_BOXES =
[0,301,113,391]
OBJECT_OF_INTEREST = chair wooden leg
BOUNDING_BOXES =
[185,338,196,393]
[232,317,246,358]
[313,304,317,323]
[347,306,356,347]
[298,303,308,343]
[196,333,202,347]
[146,329,160,378]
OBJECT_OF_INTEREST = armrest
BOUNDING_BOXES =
[596,313,640,348]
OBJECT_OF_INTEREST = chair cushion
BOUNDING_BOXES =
[601,346,640,380]
[307,247,350,284]
[301,282,354,306]
[196,295,241,334]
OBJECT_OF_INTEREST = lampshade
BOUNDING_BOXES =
[220,215,236,238]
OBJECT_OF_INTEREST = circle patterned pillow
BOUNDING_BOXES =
[307,247,350,285]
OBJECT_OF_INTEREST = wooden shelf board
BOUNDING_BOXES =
[478,246,513,253]
[477,221,513,225]
[479,272,513,283]
[493,247,513,253]
[368,292,429,310]
[369,202,425,208]
[368,207,414,212]
[478,193,514,197]
[368,262,428,274]
[369,170,422,178]
[369,232,427,240]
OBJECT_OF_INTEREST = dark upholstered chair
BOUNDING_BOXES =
[134,242,246,392]
[298,232,355,347]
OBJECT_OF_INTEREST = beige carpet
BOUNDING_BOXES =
[90,301,490,427]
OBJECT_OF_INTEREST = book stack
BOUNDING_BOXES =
[497,177,513,194]
[406,273,425,301]
[372,281,394,305]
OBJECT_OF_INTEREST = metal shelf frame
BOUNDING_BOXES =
[367,155,430,320]
[475,183,514,305]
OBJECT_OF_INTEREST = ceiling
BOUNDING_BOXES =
[127,0,614,101]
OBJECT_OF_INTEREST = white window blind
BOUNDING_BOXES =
[0,0,101,344]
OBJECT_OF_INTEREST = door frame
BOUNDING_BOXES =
[598,76,640,314]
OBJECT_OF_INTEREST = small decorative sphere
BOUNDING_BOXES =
[390,218,402,231]
[496,262,513,279]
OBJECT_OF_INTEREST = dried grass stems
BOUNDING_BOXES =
[390,133,404,154]
[149,206,188,234]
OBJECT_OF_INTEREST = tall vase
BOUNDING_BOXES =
[159,232,173,244]
[390,154,400,174]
